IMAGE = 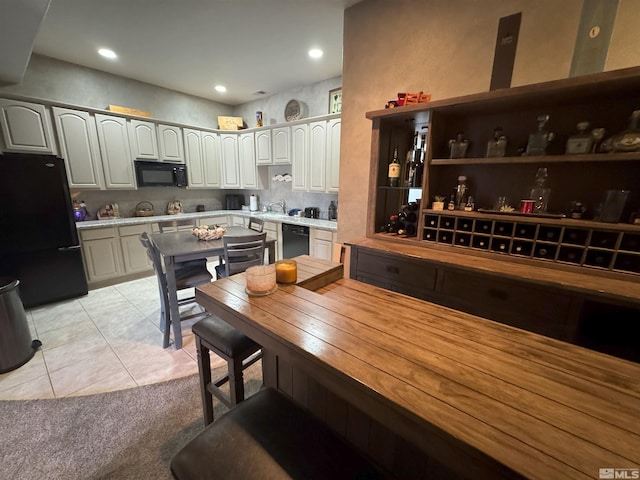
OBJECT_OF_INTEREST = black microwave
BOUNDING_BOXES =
[134,160,188,187]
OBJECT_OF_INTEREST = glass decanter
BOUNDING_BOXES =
[565,121,593,154]
[612,110,640,152]
[525,115,555,156]
[486,127,507,158]
[449,132,469,159]
[529,167,551,212]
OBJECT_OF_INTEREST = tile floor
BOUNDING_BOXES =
[0,267,226,400]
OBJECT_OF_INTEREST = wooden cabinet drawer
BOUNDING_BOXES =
[119,224,152,236]
[440,270,572,340]
[314,228,334,241]
[80,227,117,241]
[355,250,437,296]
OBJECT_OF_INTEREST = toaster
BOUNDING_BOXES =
[304,207,320,219]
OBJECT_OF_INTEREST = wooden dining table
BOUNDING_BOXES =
[195,255,640,479]
[150,226,275,349]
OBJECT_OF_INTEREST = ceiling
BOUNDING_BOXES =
[6,0,362,106]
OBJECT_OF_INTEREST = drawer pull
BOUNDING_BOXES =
[488,288,509,300]
[386,265,400,274]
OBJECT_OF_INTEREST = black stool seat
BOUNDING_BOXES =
[170,387,382,480]
[193,317,259,358]
[193,317,262,425]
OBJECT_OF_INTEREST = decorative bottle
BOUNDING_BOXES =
[328,201,337,221]
[529,167,551,212]
[525,115,554,156]
[455,175,468,209]
[388,145,401,187]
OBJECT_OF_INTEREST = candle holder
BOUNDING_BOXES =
[245,264,277,296]
[276,259,297,284]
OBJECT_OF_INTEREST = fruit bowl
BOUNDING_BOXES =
[191,225,227,241]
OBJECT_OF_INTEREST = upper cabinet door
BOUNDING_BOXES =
[128,119,159,160]
[158,124,184,163]
[326,118,341,192]
[239,132,258,189]
[291,124,308,191]
[272,127,290,164]
[52,107,105,189]
[308,121,327,192]
[183,128,205,188]
[0,99,56,154]
[220,133,241,188]
[255,129,272,165]
[95,114,137,189]
[202,131,222,188]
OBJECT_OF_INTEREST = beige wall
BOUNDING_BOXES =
[338,0,640,244]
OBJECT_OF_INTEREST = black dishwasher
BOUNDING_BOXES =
[282,224,310,258]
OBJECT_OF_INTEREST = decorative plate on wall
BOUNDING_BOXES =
[285,99,301,122]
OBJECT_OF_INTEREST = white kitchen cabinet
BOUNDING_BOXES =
[231,215,247,227]
[310,228,337,261]
[255,129,272,165]
[184,128,206,188]
[272,127,290,165]
[80,227,123,283]
[185,128,222,188]
[326,117,341,193]
[0,99,56,154]
[52,107,105,189]
[128,119,159,160]
[239,132,260,189]
[221,133,241,188]
[119,224,152,274]
[158,124,185,163]
[308,120,327,192]
[291,123,308,191]
[95,113,137,189]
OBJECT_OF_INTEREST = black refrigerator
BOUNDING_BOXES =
[0,153,88,308]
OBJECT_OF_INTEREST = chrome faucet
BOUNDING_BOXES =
[269,199,286,213]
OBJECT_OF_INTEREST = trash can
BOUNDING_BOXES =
[0,278,41,374]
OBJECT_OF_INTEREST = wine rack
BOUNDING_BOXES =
[422,210,640,276]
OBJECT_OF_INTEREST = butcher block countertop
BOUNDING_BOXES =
[195,256,640,479]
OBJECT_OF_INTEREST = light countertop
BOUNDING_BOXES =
[75,210,338,231]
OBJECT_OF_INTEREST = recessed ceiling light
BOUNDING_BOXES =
[308,48,323,59]
[215,85,227,93]
[98,48,117,59]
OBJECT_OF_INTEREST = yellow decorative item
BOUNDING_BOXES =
[275,259,297,284]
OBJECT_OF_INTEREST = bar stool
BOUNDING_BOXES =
[192,317,261,426]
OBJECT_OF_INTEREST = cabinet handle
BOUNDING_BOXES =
[488,288,509,300]
[386,265,400,274]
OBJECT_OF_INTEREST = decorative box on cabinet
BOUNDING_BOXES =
[0,99,56,154]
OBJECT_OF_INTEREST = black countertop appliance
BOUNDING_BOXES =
[226,194,245,210]
[304,207,320,219]
[0,153,88,308]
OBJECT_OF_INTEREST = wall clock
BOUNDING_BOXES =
[285,100,301,122]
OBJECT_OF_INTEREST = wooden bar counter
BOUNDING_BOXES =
[195,256,640,479]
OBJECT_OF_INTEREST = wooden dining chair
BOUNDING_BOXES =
[214,232,267,279]
[140,232,212,348]
[248,216,264,232]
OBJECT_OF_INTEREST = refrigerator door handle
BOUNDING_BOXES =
[58,245,81,251]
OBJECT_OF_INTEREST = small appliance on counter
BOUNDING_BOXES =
[167,200,183,215]
[304,207,320,219]
[225,194,244,210]
[72,200,90,221]
[97,203,120,219]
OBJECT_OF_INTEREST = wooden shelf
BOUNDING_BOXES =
[430,152,640,166]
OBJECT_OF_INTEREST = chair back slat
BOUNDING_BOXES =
[248,217,264,233]
[222,232,267,277]
[158,218,197,233]
[140,232,168,291]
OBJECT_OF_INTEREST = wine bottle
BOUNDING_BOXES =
[388,145,401,187]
